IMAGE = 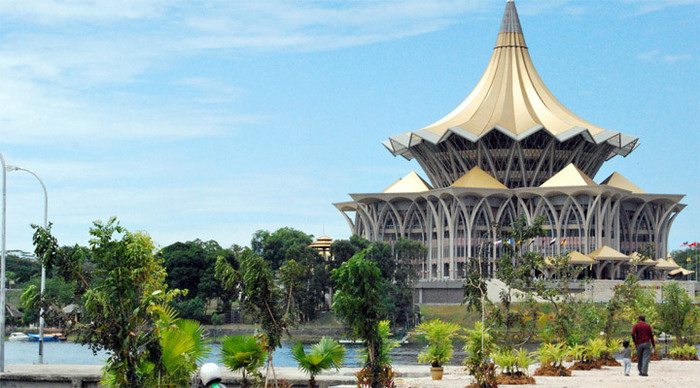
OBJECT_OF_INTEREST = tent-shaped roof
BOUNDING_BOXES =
[568,251,595,265]
[451,167,508,189]
[655,257,681,270]
[383,171,432,193]
[629,252,657,266]
[384,0,637,158]
[540,163,597,188]
[544,251,594,266]
[600,172,646,193]
[669,267,694,276]
[588,246,629,261]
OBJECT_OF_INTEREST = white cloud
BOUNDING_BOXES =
[622,0,700,14]
[637,49,693,64]
[0,0,171,23]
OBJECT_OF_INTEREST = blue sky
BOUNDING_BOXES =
[0,0,698,252]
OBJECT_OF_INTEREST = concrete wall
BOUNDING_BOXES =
[414,279,697,304]
[580,280,696,303]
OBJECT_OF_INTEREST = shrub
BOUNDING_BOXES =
[669,344,699,361]
[533,343,571,377]
[220,335,267,387]
[415,319,461,367]
[292,337,345,387]
[210,313,224,325]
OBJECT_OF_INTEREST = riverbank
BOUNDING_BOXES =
[1,361,698,387]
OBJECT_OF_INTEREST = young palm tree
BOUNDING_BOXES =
[291,337,345,388]
[220,335,267,387]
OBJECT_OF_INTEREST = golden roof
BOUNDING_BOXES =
[600,172,646,193]
[383,171,432,193]
[669,267,694,276]
[540,163,597,188]
[544,251,594,266]
[629,252,657,265]
[384,0,637,157]
[655,257,681,270]
[450,167,508,189]
[588,245,629,261]
[310,235,333,249]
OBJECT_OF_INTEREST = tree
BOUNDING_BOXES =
[238,249,289,387]
[490,216,544,348]
[160,239,238,320]
[329,235,368,270]
[657,282,698,345]
[32,218,193,387]
[251,227,314,270]
[332,251,389,388]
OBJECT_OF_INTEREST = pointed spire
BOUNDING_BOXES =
[499,0,523,34]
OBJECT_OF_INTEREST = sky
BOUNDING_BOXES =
[0,0,698,253]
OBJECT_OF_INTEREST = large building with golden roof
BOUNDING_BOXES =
[334,1,686,292]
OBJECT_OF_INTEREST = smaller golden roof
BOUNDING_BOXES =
[451,167,507,189]
[600,172,646,193]
[540,163,597,188]
[654,257,681,270]
[629,252,657,266]
[543,251,594,266]
[568,251,596,265]
[383,171,432,193]
[669,267,694,276]
[588,245,629,261]
[310,235,333,249]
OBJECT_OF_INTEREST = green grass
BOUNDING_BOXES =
[419,304,482,328]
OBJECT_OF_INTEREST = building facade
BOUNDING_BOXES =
[335,1,686,286]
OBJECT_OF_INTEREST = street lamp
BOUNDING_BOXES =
[0,153,7,372]
[6,165,48,364]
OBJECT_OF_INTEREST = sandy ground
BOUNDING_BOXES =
[392,361,700,388]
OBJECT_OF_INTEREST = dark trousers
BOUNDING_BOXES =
[637,341,651,375]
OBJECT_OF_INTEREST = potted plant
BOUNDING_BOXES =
[291,337,346,387]
[416,319,461,380]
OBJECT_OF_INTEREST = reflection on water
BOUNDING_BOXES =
[6,341,428,367]
[8,341,697,367]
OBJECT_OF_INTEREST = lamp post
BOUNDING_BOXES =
[6,166,48,364]
[0,153,7,372]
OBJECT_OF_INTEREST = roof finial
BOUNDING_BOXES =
[499,0,522,34]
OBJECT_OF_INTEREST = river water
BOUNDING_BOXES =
[5,341,434,367]
[7,341,698,367]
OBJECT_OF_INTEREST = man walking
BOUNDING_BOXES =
[632,315,655,376]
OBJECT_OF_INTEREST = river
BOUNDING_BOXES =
[5,341,436,367]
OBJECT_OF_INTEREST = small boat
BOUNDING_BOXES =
[8,332,30,342]
[27,333,64,342]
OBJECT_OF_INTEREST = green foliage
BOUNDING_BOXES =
[251,227,314,270]
[415,319,461,367]
[535,343,569,368]
[33,218,194,387]
[6,255,41,285]
[210,313,224,325]
[239,249,287,350]
[332,251,388,387]
[252,227,329,322]
[463,321,497,387]
[291,337,345,386]
[172,296,207,322]
[668,344,698,360]
[658,282,698,345]
[221,335,267,386]
[493,347,532,375]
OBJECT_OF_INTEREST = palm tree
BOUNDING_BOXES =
[220,335,267,387]
[291,337,345,388]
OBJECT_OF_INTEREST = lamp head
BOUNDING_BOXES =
[5,165,19,172]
